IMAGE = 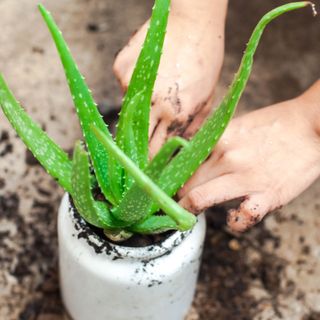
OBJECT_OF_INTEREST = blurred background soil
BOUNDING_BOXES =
[0,1,319,319]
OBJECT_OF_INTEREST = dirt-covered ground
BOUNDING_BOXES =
[0,1,319,319]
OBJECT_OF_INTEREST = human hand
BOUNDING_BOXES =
[113,0,227,157]
[179,80,320,232]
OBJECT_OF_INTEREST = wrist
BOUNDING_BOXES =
[171,0,228,23]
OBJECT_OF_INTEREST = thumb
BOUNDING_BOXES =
[227,192,272,232]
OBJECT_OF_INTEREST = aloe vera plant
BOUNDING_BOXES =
[0,1,313,241]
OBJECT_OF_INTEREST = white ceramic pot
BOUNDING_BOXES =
[58,193,206,320]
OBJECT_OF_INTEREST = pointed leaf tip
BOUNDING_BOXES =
[39,3,122,204]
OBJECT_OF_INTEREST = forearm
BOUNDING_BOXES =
[171,0,228,23]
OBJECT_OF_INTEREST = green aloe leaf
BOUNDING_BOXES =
[39,4,121,204]
[146,136,189,179]
[0,75,72,193]
[91,125,196,231]
[113,136,188,223]
[116,0,171,170]
[122,91,143,190]
[117,2,313,217]
[129,215,178,234]
[71,141,126,229]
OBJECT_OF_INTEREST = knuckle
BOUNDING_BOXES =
[112,63,121,78]
[187,189,206,213]
[176,112,188,123]
[223,150,235,162]
[213,142,226,156]
[160,103,176,118]
[118,76,129,92]
[220,150,238,166]
[113,51,125,72]
[113,65,127,84]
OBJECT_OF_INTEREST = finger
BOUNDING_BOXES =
[149,98,163,139]
[149,116,159,140]
[227,193,271,232]
[113,23,148,92]
[113,50,129,88]
[178,155,229,198]
[184,94,215,139]
[113,45,140,93]
[113,62,131,93]
[179,174,248,214]
[149,120,169,159]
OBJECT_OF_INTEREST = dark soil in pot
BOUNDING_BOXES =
[69,195,176,253]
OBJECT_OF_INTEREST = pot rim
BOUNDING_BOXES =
[66,193,196,261]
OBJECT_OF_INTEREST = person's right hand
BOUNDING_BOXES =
[113,0,228,157]
[179,80,320,232]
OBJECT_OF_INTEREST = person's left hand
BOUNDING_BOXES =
[179,80,320,232]
[113,2,227,157]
